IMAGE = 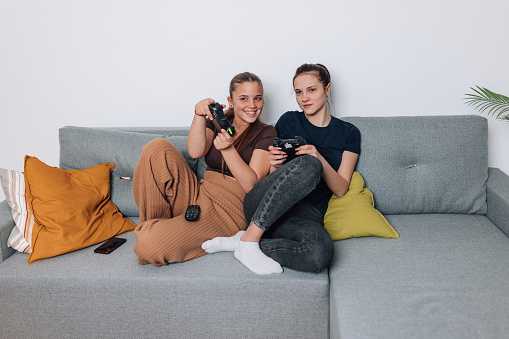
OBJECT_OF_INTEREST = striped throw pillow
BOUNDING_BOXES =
[0,168,34,253]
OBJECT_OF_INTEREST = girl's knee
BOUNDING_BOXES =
[138,139,182,171]
[142,138,173,155]
[293,155,323,186]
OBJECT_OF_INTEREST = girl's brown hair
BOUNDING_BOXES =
[292,63,331,89]
[221,72,264,174]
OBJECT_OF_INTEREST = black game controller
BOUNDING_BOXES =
[273,136,307,163]
[208,102,236,136]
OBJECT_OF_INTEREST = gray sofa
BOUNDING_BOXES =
[1,115,509,338]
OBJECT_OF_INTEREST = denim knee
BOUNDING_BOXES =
[294,155,322,186]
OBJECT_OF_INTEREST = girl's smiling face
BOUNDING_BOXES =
[228,81,264,126]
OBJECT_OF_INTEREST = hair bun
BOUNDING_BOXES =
[316,63,331,80]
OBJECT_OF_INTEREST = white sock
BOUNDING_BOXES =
[202,231,245,253]
[234,240,283,275]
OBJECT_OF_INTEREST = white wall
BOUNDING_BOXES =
[1,0,508,201]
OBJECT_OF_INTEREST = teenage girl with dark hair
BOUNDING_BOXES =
[203,64,361,274]
[133,72,278,266]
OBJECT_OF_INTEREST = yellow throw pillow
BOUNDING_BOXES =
[24,156,136,264]
[324,172,399,241]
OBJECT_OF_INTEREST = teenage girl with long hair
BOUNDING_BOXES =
[133,72,278,266]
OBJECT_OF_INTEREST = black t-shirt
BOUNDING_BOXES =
[205,119,277,177]
[275,111,361,215]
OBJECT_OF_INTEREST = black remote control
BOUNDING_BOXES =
[209,102,236,136]
[185,205,200,222]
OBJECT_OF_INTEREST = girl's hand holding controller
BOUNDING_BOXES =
[268,145,287,169]
[194,98,225,120]
[295,144,320,159]
[214,129,234,151]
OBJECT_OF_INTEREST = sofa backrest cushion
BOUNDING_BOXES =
[342,115,488,215]
[60,115,488,218]
[59,127,206,218]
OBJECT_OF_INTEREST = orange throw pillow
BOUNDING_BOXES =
[24,156,136,264]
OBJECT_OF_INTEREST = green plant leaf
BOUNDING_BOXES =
[464,86,509,121]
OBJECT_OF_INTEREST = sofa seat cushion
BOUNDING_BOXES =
[329,214,509,339]
[0,219,329,339]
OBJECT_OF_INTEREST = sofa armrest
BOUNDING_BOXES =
[0,200,16,263]
[487,168,509,238]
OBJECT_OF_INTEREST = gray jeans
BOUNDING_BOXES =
[244,155,334,272]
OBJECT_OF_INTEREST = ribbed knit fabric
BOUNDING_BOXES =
[133,139,247,266]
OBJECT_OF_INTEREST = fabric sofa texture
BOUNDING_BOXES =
[1,115,508,339]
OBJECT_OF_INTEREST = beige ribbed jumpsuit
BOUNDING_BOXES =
[132,138,247,266]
